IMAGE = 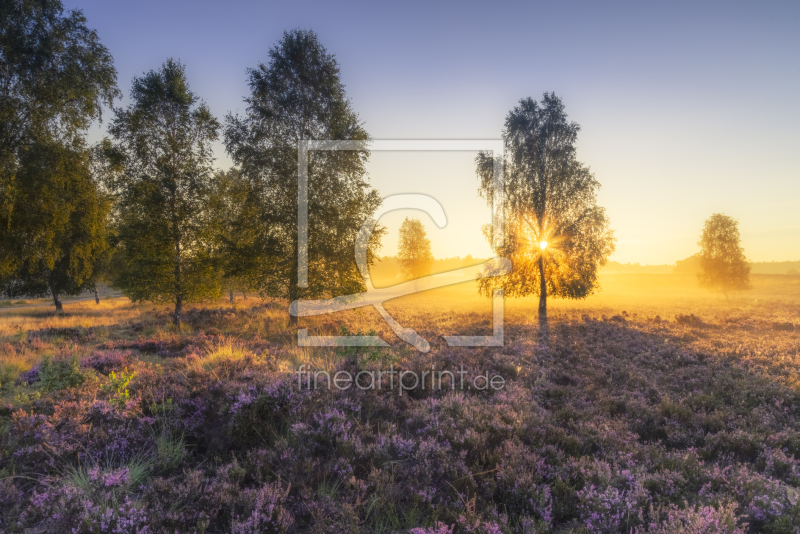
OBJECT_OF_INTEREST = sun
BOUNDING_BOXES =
[539,240,548,251]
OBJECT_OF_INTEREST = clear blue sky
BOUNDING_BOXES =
[76,0,800,264]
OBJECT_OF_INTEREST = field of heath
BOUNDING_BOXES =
[0,273,799,533]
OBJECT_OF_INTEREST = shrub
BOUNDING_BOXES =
[81,350,135,374]
[0,357,29,389]
[231,481,293,534]
[636,501,747,533]
[102,367,135,407]
[39,355,93,391]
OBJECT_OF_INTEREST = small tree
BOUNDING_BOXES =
[476,93,616,327]
[224,29,383,326]
[101,59,221,326]
[697,213,751,299]
[86,225,118,304]
[398,217,434,284]
[208,168,253,303]
[673,253,702,274]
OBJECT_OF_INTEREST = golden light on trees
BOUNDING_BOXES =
[398,217,434,285]
[697,213,751,300]
[474,94,616,328]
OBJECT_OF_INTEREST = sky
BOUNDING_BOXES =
[76,0,800,264]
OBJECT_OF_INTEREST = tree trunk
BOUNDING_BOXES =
[289,239,299,329]
[288,284,298,329]
[171,191,183,328]
[229,289,234,303]
[173,225,182,328]
[173,256,182,328]
[52,292,63,313]
[538,253,549,344]
[538,254,547,325]
[242,292,247,300]
[174,294,182,327]
[47,278,63,313]
[94,284,100,304]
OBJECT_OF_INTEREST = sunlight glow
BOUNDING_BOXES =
[539,240,548,251]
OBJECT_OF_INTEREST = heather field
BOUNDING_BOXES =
[1,274,799,533]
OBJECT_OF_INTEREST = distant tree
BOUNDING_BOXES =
[100,60,221,326]
[476,93,616,328]
[224,29,383,326]
[0,141,109,311]
[0,0,118,311]
[398,217,434,284]
[86,223,118,304]
[697,213,751,299]
[673,253,702,274]
[208,168,254,303]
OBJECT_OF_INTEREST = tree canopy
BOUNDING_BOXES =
[0,141,109,310]
[100,59,220,325]
[697,213,751,298]
[0,0,118,161]
[208,167,253,302]
[224,29,383,325]
[476,93,616,325]
[0,0,118,310]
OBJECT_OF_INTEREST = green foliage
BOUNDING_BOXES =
[476,93,616,318]
[223,29,384,314]
[0,0,118,307]
[0,139,111,308]
[103,367,134,407]
[64,456,151,494]
[336,326,398,365]
[208,168,253,300]
[154,431,185,470]
[147,398,186,470]
[398,217,434,281]
[0,360,27,390]
[100,59,221,324]
[698,213,752,296]
[39,354,93,391]
[0,0,119,157]
[12,388,42,409]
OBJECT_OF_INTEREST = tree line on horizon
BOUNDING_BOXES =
[0,0,754,328]
[605,257,799,276]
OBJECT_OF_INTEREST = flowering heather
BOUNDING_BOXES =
[1,293,799,533]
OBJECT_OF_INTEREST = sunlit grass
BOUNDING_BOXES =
[0,272,797,531]
[0,297,145,338]
[193,337,250,371]
[0,273,796,391]
[0,354,31,389]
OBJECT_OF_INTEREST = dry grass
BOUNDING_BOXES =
[0,273,797,392]
[188,336,253,373]
[0,297,148,336]
[0,273,798,532]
